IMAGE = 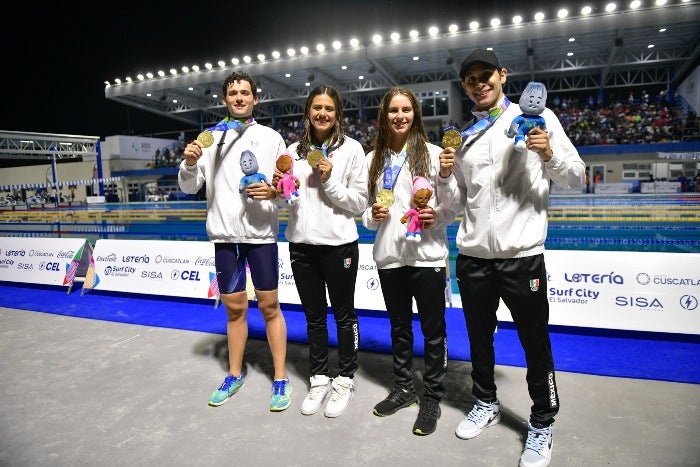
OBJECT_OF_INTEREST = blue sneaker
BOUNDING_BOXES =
[270,378,293,412]
[208,373,245,407]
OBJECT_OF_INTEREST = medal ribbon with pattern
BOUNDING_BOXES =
[375,143,408,207]
[443,96,511,147]
[383,143,408,190]
[313,139,330,157]
[209,115,255,132]
[197,116,255,148]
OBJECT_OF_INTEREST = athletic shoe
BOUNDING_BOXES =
[269,378,293,412]
[412,396,441,435]
[208,373,245,407]
[324,376,354,418]
[519,422,553,467]
[300,375,332,415]
[455,398,501,439]
[373,388,418,417]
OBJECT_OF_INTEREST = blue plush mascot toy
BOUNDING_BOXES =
[506,81,547,151]
[239,150,269,201]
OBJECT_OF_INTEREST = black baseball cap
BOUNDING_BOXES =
[459,49,503,79]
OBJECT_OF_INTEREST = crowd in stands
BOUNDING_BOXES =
[150,92,693,170]
[551,90,686,145]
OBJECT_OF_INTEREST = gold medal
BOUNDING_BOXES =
[307,149,324,168]
[197,130,215,148]
[442,129,463,149]
[376,189,395,208]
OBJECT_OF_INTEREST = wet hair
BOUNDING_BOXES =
[297,85,346,158]
[368,87,430,200]
[221,71,258,98]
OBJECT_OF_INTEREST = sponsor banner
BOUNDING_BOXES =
[85,239,216,299]
[493,250,700,335]
[11,237,694,335]
[0,237,89,287]
[277,243,386,311]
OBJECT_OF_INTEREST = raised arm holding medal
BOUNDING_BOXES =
[178,70,293,413]
[361,87,458,437]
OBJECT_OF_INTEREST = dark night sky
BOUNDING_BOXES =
[2,1,526,139]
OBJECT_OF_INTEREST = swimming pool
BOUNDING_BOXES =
[2,194,699,254]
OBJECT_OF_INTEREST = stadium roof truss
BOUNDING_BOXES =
[0,131,99,161]
[104,2,699,129]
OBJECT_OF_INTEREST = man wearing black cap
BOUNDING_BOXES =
[437,49,585,467]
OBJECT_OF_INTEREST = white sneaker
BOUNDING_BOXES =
[519,422,553,467]
[324,376,354,418]
[300,375,332,415]
[455,398,501,439]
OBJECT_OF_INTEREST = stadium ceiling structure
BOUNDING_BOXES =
[105,1,699,130]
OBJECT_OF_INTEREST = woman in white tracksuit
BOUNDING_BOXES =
[361,87,457,436]
[274,85,368,418]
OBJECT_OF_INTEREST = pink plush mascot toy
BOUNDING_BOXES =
[275,153,300,204]
[401,176,433,242]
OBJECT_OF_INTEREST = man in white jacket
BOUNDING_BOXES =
[178,71,292,412]
[438,49,585,467]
